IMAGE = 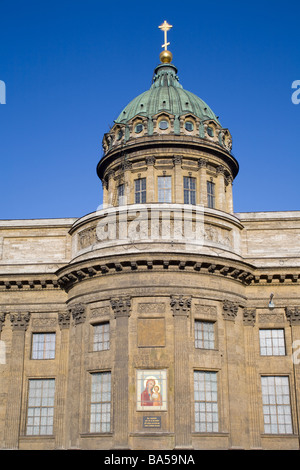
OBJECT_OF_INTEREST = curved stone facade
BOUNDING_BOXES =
[1,48,300,451]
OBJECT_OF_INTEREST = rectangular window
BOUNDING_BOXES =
[26,379,55,436]
[158,176,172,203]
[93,322,110,351]
[118,183,125,205]
[194,371,218,433]
[31,333,56,359]
[135,178,146,204]
[184,176,196,204]
[261,376,293,434]
[259,329,286,356]
[90,372,111,433]
[207,181,215,209]
[195,321,215,350]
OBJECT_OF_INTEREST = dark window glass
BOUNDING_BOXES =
[135,178,146,204]
[184,176,196,204]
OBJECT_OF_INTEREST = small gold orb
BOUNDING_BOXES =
[159,50,173,64]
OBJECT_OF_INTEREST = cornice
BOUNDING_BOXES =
[56,253,256,292]
[0,277,60,291]
[97,135,239,180]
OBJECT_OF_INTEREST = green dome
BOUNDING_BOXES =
[115,63,220,125]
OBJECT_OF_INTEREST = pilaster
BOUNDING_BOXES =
[67,303,86,448]
[222,301,248,449]
[216,165,226,211]
[243,309,262,449]
[198,158,207,206]
[173,155,183,203]
[4,312,31,449]
[55,311,71,449]
[170,295,192,449]
[146,156,155,202]
[111,296,131,449]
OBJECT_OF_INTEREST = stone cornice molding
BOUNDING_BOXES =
[110,296,132,318]
[0,278,60,291]
[222,300,239,321]
[57,257,255,292]
[170,295,192,317]
[9,312,31,331]
[285,307,300,325]
[69,303,86,326]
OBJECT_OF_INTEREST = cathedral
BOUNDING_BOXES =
[1,22,300,451]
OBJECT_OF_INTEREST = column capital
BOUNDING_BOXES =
[58,311,71,330]
[121,160,132,172]
[222,300,239,321]
[216,165,226,175]
[170,296,192,317]
[9,312,31,331]
[198,158,207,169]
[69,303,86,326]
[173,155,183,166]
[243,308,256,326]
[111,296,132,318]
[0,312,7,333]
[146,156,156,166]
[285,307,300,325]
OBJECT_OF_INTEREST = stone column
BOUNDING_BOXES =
[111,296,131,449]
[285,307,300,440]
[107,170,115,207]
[170,295,192,449]
[243,309,262,449]
[146,156,155,203]
[173,156,183,203]
[102,179,109,208]
[55,311,71,449]
[225,175,234,213]
[68,303,86,449]
[222,300,248,449]
[4,312,30,449]
[216,165,226,211]
[123,160,133,205]
[198,159,207,206]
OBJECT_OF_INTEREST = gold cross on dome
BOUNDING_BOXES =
[159,21,173,50]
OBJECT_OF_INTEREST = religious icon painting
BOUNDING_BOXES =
[136,369,167,411]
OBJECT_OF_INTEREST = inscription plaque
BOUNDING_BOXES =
[143,416,161,429]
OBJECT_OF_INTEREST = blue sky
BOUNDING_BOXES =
[0,0,299,219]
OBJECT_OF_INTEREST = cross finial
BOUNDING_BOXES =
[159,21,173,51]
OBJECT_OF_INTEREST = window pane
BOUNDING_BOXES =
[135,178,146,204]
[207,182,215,209]
[261,376,292,434]
[194,371,218,432]
[118,184,125,205]
[195,321,215,349]
[158,176,171,203]
[183,177,196,205]
[32,333,56,360]
[259,329,286,356]
[90,372,111,433]
[93,323,110,351]
[26,379,55,435]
